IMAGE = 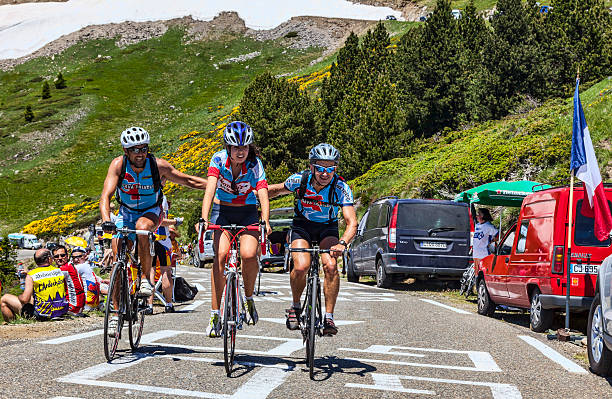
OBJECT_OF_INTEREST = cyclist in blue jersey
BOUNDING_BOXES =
[268,143,357,336]
[100,127,207,331]
[201,121,271,337]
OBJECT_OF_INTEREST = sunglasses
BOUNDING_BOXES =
[313,164,337,174]
[128,145,148,154]
[53,253,67,258]
[72,253,86,259]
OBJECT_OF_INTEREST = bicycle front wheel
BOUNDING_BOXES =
[307,276,318,379]
[223,273,237,376]
[104,262,125,361]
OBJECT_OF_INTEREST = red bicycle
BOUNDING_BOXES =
[199,221,266,376]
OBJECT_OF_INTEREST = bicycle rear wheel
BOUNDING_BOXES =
[223,273,237,376]
[307,276,318,380]
[104,262,125,361]
[128,269,145,350]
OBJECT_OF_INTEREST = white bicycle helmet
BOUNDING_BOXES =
[309,143,340,163]
[120,126,150,148]
[223,121,254,146]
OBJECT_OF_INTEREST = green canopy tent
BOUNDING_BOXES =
[454,180,552,235]
[454,180,551,208]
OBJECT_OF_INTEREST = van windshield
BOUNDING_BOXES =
[397,203,470,231]
[574,199,612,247]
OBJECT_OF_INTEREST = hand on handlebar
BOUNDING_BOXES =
[101,221,116,234]
[175,217,184,227]
[329,243,346,257]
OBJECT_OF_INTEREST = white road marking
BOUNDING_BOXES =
[195,283,206,291]
[58,331,300,398]
[40,329,103,345]
[182,300,206,311]
[518,335,587,374]
[419,299,471,314]
[346,373,522,399]
[259,317,364,326]
[340,345,501,372]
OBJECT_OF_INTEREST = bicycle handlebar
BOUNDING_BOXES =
[198,219,267,256]
[288,247,345,254]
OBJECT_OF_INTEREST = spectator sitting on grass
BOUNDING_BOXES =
[71,247,101,312]
[1,249,68,322]
[52,245,85,316]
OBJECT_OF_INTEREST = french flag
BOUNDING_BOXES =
[570,78,612,241]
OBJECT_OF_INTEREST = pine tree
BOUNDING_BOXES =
[41,81,51,99]
[24,105,34,122]
[54,72,66,89]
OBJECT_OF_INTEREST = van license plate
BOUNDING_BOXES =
[420,241,447,249]
[570,263,598,274]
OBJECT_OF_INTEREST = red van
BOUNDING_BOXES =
[476,184,612,332]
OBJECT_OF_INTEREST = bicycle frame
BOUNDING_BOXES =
[201,222,265,376]
[102,226,155,361]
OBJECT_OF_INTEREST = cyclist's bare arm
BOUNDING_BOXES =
[330,205,357,255]
[99,156,123,223]
[267,182,291,199]
[201,175,218,225]
[257,187,272,235]
[157,158,207,190]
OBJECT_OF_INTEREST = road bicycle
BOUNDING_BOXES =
[200,221,266,376]
[288,245,343,380]
[101,226,156,361]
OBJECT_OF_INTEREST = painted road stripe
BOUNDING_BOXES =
[195,283,206,291]
[419,299,471,314]
[182,300,206,311]
[518,335,587,374]
[40,329,103,345]
[346,373,521,399]
[260,317,364,326]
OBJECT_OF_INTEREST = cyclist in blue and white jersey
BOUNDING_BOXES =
[201,121,271,337]
[100,127,207,332]
[268,143,357,336]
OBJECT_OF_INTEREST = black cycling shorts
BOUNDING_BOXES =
[290,218,339,245]
[153,241,169,267]
[210,204,259,226]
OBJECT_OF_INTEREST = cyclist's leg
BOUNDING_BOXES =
[320,237,340,314]
[135,212,159,295]
[289,238,311,305]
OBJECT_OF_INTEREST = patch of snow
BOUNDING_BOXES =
[0,0,402,59]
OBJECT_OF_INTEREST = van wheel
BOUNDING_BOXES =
[587,293,612,376]
[530,288,553,332]
[477,279,495,317]
[346,252,359,283]
[376,259,392,288]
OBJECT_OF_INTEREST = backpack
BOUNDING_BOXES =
[115,153,163,212]
[293,170,343,223]
[174,276,198,302]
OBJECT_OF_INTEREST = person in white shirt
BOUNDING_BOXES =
[472,208,499,267]
[71,247,101,311]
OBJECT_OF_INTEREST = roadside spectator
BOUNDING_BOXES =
[147,196,181,314]
[71,247,101,311]
[1,249,68,321]
[52,245,85,316]
[472,208,499,268]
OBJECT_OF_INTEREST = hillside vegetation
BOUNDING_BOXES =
[1,0,611,240]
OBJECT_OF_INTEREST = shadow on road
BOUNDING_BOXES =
[310,355,377,382]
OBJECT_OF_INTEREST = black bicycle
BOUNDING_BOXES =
[102,226,155,361]
[288,245,342,380]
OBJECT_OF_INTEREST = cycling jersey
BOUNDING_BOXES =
[60,263,85,314]
[116,157,162,212]
[284,172,354,224]
[207,150,267,205]
[74,261,100,311]
[28,265,68,318]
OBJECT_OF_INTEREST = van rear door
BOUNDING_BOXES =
[395,201,471,270]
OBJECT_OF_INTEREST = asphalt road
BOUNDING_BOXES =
[1,265,611,399]
[16,248,36,261]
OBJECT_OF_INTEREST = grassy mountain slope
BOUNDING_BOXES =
[0,27,324,235]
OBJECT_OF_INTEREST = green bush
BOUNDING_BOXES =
[41,81,51,99]
[54,72,67,89]
[0,238,17,292]
[24,105,34,122]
